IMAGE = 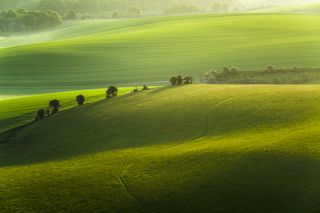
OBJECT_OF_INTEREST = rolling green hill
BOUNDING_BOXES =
[0,87,135,133]
[1,84,320,212]
[1,14,320,95]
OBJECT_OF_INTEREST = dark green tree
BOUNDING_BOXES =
[170,76,177,85]
[76,95,85,106]
[177,75,183,85]
[184,76,193,84]
[35,109,46,121]
[49,99,61,114]
[106,86,118,99]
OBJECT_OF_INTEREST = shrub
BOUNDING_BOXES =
[170,76,177,85]
[64,10,77,20]
[49,99,61,114]
[106,86,118,99]
[222,67,230,75]
[266,65,275,73]
[184,76,193,84]
[133,88,139,93]
[142,85,150,90]
[35,109,46,121]
[176,75,183,85]
[230,67,239,75]
[76,95,85,106]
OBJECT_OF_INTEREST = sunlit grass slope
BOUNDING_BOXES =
[1,84,320,212]
[1,14,320,94]
[0,87,134,133]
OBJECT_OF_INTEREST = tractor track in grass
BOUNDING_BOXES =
[117,96,237,210]
[117,92,273,207]
[119,164,152,212]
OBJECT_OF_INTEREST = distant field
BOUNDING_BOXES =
[1,85,320,212]
[251,3,320,14]
[1,14,320,94]
[0,87,135,133]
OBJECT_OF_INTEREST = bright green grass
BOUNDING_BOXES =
[1,14,320,94]
[0,87,135,133]
[1,85,320,212]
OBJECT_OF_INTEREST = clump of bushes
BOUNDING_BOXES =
[201,65,315,85]
[201,66,239,84]
[35,99,62,121]
[170,75,194,85]
[0,9,62,32]
[132,85,150,93]
[165,4,200,15]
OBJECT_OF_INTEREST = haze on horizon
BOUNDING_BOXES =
[240,0,320,7]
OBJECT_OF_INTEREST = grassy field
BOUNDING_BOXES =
[1,84,320,212]
[0,87,135,133]
[1,14,320,95]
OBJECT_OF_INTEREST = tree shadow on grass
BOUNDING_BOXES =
[147,85,185,95]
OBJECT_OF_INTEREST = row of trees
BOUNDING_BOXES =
[165,4,200,15]
[200,65,308,84]
[170,75,194,86]
[35,86,119,121]
[0,9,62,32]
[37,0,143,18]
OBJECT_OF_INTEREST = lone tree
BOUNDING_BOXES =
[177,75,183,85]
[76,94,85,106]
[184,76,193,84]
[170,76,178,85]
[35,109,46,121]
[49,99,61,114]
[106,86,118,99]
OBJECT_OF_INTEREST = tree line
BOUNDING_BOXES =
[0,0,245,33]
[200,65,315,84]
[35,85,150,121]
[0,9,62,32]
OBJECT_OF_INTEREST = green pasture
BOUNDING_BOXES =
[1,85,320,212]
[1,14,320,94]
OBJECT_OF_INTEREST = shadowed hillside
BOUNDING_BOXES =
[1,85,320,212]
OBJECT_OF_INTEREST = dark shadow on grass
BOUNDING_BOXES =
[124,151,320,213]
[0,112,35,133]
[147,85,185,95]
[0,86,314,169]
